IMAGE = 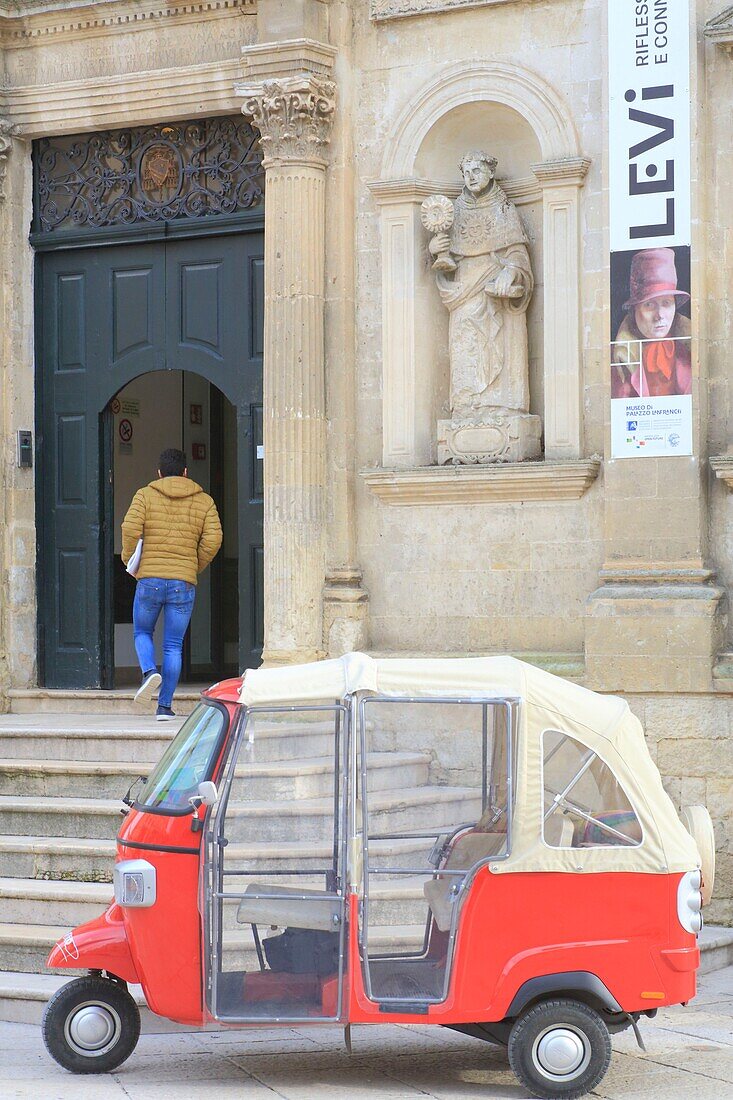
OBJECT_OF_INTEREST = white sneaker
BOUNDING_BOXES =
[134,670,161,704]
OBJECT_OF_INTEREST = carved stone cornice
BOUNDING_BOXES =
[5,57,243,137]
[0,0,255,49]
[710,455,733,489]
[361,459,601,505]
[371,0,516,20]
[237,74,337,167]
[531,157,592,188]
[368,174,541,208]
[0,118,21,204]
[705,7,733,52]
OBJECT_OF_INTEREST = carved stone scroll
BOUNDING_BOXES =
[240,76,336,166]
[0,119,20,205]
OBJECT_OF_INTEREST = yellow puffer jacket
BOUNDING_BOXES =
[121,477,222,586]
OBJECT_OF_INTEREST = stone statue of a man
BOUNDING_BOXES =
[423,151,541,463]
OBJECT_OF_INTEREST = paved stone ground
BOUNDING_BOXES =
[3,967,732,1098]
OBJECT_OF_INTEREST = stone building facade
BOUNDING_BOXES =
[0,0,731,923]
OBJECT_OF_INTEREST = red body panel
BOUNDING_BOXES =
[346,870,697,1025]
[116,822,204,1024]
[47,903,140,984]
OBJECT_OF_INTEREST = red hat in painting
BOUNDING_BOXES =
[623,247,690,310]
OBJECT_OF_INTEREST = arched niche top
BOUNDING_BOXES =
[381,60,580,180]
[414,101,541,182]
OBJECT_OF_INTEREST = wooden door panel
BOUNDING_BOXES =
[167,235,264,669]
[38,230,263,685]
[179,261,224,357]
[55,273,86,371]
[111,266,157,362]
[39,254,101,686]
[104,246,166,396]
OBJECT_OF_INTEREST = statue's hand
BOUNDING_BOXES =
[429,233,451,257]
[490,266,519,297]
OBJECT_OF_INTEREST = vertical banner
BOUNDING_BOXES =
[608,0,692,458]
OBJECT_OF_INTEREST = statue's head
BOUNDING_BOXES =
[458,151,498,195]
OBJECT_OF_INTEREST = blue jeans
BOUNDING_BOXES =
[133,578,196,708]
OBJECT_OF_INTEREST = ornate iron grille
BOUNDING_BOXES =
[34,116,264,233]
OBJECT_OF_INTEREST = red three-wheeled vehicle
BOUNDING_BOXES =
[43,654,714,1099]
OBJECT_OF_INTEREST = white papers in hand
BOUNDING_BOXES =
[126,539,143,577]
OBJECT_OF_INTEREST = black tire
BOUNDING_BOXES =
[42,976,140,1074]
[508,998,611,1099]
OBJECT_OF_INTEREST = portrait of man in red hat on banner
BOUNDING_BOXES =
[611,247,692,399]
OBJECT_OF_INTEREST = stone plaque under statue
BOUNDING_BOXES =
[422,151,541,464]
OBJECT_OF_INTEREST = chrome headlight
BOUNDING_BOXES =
[114,859,156,908]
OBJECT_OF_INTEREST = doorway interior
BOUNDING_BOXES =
[112,371,239,687]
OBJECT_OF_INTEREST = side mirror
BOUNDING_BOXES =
[189,781,218,834]
[197,781,218,807]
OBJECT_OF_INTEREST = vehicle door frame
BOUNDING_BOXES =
[353,693,519,1012]
[204,701,351,1024]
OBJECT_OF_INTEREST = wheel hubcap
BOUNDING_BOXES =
[532,1025,590,1081]
[65,1001,121,1057]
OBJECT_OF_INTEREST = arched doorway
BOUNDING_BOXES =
[36,230,264,688]
[111,371,247,686]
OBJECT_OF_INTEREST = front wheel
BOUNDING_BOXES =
[42,976,140,1074]
[508,998,611,1099]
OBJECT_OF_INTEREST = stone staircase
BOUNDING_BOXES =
[0,690,445,1021]
[0,690,731,1026]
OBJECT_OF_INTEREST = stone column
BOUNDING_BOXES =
[367,179,441,469]
[0,121,36,700]
[322,2,370,656]
[531,156,591,460]
[237,66,336,665]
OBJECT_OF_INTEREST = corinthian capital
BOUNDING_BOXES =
[0,119,20,204]
[239,75,336,166]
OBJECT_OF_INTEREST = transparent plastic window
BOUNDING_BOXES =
[542,729,642,849]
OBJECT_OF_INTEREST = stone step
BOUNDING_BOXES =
[0,787,482,842]
[0,973,183,1030]
[0,834,118,882]
[0,833,428,882]
[7,688,204,716]
[223,786,482,844]
[0,875,428,931]
[0,877,113,928]
[0,714,339,763]
[0,919,427,976]
[0,715,182,762]
[699,924,733,975]
[0,751,430,801]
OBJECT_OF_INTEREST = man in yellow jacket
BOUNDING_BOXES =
[121,448,222,720]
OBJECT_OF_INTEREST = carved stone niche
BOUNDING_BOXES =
[364,61,596,505]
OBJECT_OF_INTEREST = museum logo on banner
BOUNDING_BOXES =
[608,0,692,459]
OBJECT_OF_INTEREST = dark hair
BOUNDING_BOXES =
[158,448,187,477]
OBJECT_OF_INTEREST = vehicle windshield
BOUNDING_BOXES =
[135,701,229,814]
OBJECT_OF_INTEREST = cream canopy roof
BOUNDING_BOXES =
[240,653,700,876]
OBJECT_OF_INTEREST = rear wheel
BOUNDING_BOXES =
[508,998,611,1099]
[42,976,140,1074]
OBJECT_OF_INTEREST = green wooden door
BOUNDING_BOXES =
[37,231,264,688]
